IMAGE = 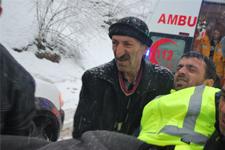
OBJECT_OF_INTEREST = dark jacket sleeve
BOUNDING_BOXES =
[0,135,49,150]
[157,68,174,94]
[72,71,99,139]
[149,65,174,97]
[39,130,145,150]
[204,131,225,150]
[0,44,36,136]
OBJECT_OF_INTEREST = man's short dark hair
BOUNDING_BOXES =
[180,51,217,82]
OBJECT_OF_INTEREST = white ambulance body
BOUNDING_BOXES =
[147,0,225,72]
[148,0,202,36]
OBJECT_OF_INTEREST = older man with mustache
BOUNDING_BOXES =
[72,16,174,139]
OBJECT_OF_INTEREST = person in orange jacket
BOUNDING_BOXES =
[194,25,224,86]
[193,21,212,57]
[210,28,224,85]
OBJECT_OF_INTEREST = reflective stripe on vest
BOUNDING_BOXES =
[160,85,208,144]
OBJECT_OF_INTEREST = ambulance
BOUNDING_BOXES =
[146,0,225,72]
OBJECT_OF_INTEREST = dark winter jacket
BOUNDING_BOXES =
[0,43,36,136]
[39,130,174,150]
[39,130,144,150]
[204,91,225,150]
[73,59,174,138]
[204,130,225,150]
[0,135,49,150]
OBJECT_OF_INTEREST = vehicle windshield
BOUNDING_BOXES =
[146,35,186,72]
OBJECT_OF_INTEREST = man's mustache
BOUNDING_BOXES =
[115,54,130,61]
[175,75,188,82]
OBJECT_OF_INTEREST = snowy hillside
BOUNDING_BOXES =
[0,0,156,138]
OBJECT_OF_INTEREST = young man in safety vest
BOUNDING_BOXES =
[138,51,220,150]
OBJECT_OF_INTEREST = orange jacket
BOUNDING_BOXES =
[213,43,224,79]
[194,34,224,85]
[193,33,211,57]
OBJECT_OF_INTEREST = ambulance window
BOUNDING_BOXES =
[146,35,186,73]
[192,1,225,57]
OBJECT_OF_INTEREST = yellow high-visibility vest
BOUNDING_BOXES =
[138,85,220,150]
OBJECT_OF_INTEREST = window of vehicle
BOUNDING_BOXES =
[146,32,192,73]
[192,1,225,56]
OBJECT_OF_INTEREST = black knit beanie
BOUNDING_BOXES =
[108,16,152,47]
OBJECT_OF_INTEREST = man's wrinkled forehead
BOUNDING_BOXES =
[178,57,205,67]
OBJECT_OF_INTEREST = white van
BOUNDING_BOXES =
[146,0,225,72]
[34,78,64,141]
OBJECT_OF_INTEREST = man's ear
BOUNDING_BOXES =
[203,79,214,87]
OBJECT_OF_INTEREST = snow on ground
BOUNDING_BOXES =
[0,0,114,139]
[1,0,155,139]
[0,0,37,48]
[3,31,113,139]
[4,45,85,138]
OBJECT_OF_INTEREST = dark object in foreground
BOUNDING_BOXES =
[0,135,49,150]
